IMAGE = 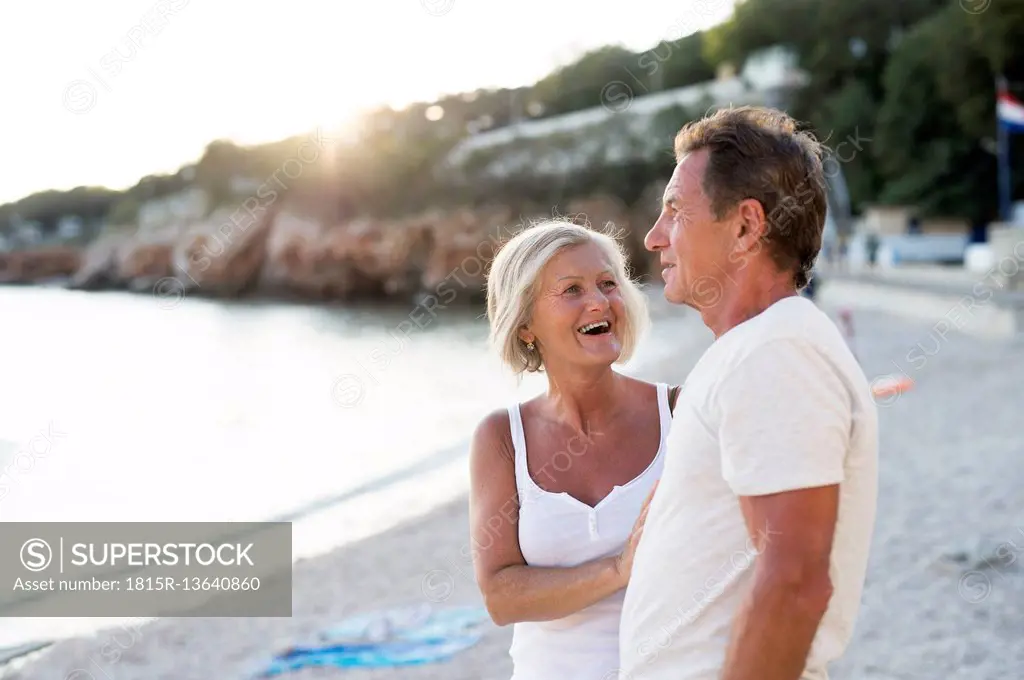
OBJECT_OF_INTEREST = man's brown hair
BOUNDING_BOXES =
[674,106,828,289]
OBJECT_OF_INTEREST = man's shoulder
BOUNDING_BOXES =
[726,298,847,360]
[704,327,810,375]
[689,299,850,392]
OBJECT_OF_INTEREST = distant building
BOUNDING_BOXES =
[12,217,43,247]
[57,215,83,240]
[137,187,208,234]
[846,206,974,268]
[229,176,263,195]
[442,45,810,180]
[437,45,853,241]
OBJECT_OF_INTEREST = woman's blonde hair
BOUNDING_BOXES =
[485,220,649,374]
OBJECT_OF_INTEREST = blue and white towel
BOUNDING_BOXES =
[253,604,490,676]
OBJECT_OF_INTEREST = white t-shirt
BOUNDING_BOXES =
[619,296,879,680]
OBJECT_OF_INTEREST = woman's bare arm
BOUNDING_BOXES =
[468,409,630,626]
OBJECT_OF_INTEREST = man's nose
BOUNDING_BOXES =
[644,217,667,252]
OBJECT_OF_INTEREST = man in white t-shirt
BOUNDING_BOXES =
[618,106,879,680]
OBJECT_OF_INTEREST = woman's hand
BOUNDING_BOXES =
[614,480,659,587]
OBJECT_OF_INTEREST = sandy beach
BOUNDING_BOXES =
[7,293,1024,680]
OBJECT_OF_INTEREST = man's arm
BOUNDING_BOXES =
[719,485,838,680]
[713,337,853,680]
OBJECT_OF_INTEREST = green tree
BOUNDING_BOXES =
[639,32,716,90]
[873,4,996,221]
[533,45,648,116]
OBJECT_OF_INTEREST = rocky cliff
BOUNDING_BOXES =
[0,246,82,284]
[0,186,663,303]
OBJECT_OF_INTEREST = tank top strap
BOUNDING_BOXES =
[655,382,672,444]
[506,404,530,490]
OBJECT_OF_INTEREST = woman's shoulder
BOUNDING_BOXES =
[626,376,682,412]
[471,407,516,465]
[625,376,681,396]
[474,407,512,439]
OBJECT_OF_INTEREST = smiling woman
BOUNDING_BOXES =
[525,241,632,369]
[486,220,649,375]
[469,219,680,680]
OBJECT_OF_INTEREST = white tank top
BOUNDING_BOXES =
[506,383,672,680]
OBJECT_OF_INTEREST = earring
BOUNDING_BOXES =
[526,341,535,351]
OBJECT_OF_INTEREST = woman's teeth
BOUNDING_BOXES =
[578,321,610,335]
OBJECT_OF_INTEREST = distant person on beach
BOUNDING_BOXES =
[619,106,879,680]
[801,269,819,302]
[469,221,680,679]
[865,231,880,268]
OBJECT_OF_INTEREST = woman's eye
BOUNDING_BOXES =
[564,284,581,294]
[601,280,617,289]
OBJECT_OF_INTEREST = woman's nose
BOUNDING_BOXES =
[585,288,610,310]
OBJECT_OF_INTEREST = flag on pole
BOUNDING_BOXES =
[996,77,1021,221]
[997,80,1024,133]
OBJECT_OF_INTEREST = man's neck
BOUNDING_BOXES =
[701,271,799,338]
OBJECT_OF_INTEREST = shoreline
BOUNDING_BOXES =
[0,269,668,308]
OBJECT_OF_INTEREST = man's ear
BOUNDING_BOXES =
[735,198,768,252]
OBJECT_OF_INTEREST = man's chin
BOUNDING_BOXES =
[662,283,688,306]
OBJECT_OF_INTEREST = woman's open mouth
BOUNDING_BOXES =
[577,320,612,336]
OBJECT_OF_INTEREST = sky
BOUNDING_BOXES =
[0,0,735,205]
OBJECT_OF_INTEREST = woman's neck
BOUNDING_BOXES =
[542,367,624,433]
